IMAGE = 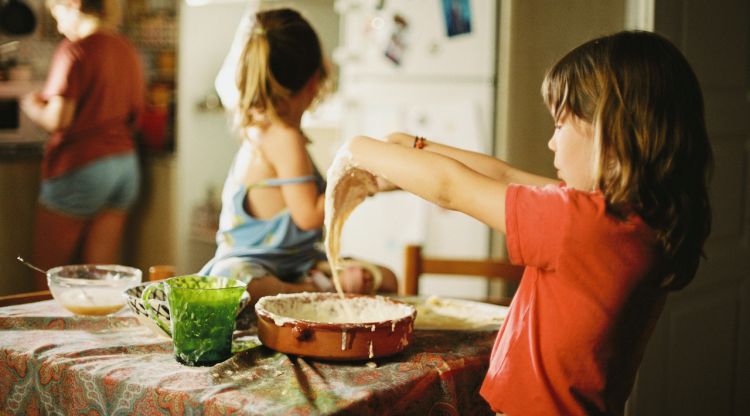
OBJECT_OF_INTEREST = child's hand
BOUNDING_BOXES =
[20,91,44,113]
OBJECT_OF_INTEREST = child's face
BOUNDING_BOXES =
[547,111,596,191]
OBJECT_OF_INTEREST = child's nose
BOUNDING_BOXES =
[547,136,556,151]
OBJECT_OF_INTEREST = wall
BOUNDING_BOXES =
[491,0,625,256]
[495,0,625,173]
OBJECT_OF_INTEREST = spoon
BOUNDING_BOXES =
[16,255,46,275]
[16,256,95,303]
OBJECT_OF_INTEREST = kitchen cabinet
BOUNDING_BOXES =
[123,154,176,274]
[123,0,179,154]
[0,146,41,296]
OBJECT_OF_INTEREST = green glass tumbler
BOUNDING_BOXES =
[143,275,247,366]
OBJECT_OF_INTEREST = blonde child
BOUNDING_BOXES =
[338,31,711,415]
[200,8,397,304]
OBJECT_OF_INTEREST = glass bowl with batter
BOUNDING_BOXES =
[47,264,142,316]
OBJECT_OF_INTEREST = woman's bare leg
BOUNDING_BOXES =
[81,208,129,264]
[32,206,86,289]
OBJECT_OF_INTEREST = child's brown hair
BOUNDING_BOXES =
[542,31,712,290]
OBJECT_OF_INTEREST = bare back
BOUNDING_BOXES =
[236,124,324,229]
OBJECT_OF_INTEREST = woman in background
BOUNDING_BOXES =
[21,0,145,289]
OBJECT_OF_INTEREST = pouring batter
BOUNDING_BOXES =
[323,149,383,297]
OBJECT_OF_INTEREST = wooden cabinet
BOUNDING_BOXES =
[123,0,178,154]
[123,154,176,275]
[0,150,41,295]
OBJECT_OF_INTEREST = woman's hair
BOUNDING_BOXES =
[236,8,328,127]
[542,30,712,291]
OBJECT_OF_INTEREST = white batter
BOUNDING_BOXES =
[256,293,414,325]
[323,148,379,296]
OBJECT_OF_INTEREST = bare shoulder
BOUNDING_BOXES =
[258,124,309,169]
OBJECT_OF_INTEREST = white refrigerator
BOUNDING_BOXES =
[333,0,498,298]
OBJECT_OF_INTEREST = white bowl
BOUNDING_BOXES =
[47,264,142,316]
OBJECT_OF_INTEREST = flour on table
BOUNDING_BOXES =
[402,296,508,330]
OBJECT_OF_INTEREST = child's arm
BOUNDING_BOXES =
[20,93,75,133]
[348,135,509,233]
[262,126,325,230]
[385,132,556,187]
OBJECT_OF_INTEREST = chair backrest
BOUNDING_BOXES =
[402,245,524,305]
[0,290,52,307]
[148,265,176,281]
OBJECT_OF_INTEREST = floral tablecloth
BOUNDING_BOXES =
[0,301,496,415]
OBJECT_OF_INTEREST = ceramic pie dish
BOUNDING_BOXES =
[255,292,417,361]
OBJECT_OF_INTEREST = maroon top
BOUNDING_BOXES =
[41,31,145,179]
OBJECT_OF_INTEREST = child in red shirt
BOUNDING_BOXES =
[337,31,711,415]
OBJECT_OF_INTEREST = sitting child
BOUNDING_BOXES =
[200,8,397,307]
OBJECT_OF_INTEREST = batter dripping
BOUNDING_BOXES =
[323,149,381,297]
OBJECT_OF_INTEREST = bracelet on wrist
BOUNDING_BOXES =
[413,136,426,149]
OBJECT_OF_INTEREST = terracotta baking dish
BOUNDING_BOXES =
[255,292,416,361]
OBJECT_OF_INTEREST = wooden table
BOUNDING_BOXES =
[0,300,498,415]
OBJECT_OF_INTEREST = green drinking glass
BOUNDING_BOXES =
[142,275,248,366]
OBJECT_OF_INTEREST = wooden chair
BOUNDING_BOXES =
[148,265,176,281]
[401,245,524,306]
[0,290,52,307]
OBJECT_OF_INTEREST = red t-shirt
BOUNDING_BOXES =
[480,184,667,415]
[41,31,145,179]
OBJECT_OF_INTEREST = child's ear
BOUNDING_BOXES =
[305,70,321,94]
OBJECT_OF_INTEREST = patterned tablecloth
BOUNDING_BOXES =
[0,300,497,415]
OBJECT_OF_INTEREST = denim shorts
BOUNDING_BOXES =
[39,153,140,218]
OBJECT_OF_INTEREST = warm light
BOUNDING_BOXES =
[371,17,385,30]
[185,0,247,6]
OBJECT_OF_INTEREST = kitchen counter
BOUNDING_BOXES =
[0,141,44,159]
